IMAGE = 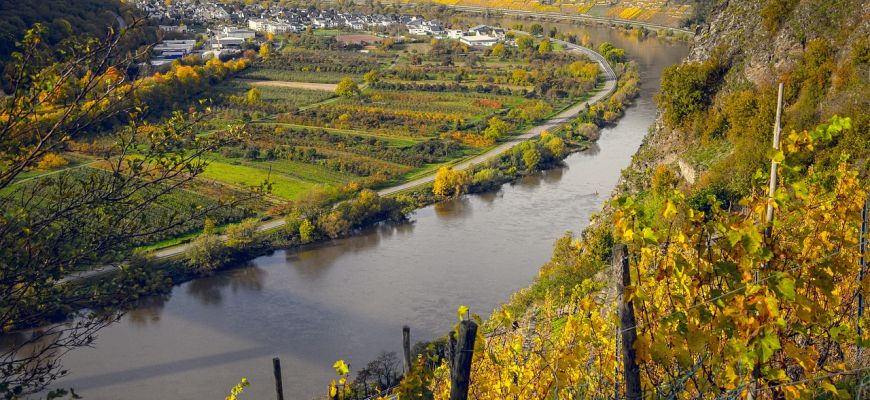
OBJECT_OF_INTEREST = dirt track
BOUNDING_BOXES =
[242,80,338,91]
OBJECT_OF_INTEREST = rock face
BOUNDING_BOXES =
[612,0,867,197]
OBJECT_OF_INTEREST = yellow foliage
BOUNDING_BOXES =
[36,153,69,170]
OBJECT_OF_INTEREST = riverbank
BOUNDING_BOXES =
[38,24,688,396]
[45,55,637,333]
[62,36,620,282]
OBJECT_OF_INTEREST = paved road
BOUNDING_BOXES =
[62,41,618,282]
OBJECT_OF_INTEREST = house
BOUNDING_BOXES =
[158,24,187,33]
[212,36,245,50]
[460,35,499,47]
[447,29,463,39]
[223,27,256,39]
[153,39,196,56]
[408,25,428,35]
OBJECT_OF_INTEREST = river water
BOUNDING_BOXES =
[42,23,687,400]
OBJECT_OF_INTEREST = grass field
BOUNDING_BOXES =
[200,159,315,200]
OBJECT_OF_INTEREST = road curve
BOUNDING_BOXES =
[62,41,619,281]
[379,38,616,196]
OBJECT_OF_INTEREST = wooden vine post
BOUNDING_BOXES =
[272,357,284,400]
[614,244,642,399]
[450,319,478,400]
[402,325,412,375]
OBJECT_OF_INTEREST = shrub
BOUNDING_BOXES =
[36,153,68,170]
[224,218,261,249]
[432,166,471,198]
[335,77,360,97]
[186,234,227,273]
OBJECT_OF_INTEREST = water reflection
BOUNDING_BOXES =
[126,296,169,327]
[287,219,416,277]
[185,264,265,306]
[433,197,474,220]
[474,190,502,206]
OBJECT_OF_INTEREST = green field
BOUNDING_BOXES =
[200,159,315,200]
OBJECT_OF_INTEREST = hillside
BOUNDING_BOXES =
[380,0,870,398]
[0,0,151,69]
[406,0,699,28]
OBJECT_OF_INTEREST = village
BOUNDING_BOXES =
[134,0,512,66]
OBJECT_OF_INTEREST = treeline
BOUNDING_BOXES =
[369,81,525,96]
[184,189,411,273]
[136,56,252,119]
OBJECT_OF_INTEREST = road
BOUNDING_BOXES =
[62,40,618,282]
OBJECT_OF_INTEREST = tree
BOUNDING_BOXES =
[335,77,360,97]
[224,218,261,248]
[245,87,261,104]
[537,39,552,55]
[511,69,529,85]
[598,41,625,64]
[522,148,541,170]
[548,27,558,38]
[186,233,227,273]
[35,153,68,170]
[363,69,380,84]
[258,43,272,59]
[483,117,510,140]
[0,25,259,397]
[299,219,316,243]
[490,43,506,57]
[432,166,470,198]
[569,61,599,80]
[530,23,544,36]
[516,35,534,52]
[656,59,724,129]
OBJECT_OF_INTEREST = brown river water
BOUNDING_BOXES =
[18,20,688,400]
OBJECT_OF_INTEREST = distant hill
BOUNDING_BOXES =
[405,0,699,28]
[0,0,127,62]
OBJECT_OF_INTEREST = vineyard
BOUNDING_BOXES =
[328,0,870,398]
[17,29,604,250]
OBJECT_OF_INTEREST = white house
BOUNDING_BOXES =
[408,25,428,35]
[447,29,463,39]
[224,26,256,39]
[460,35,498,47]
[212,36,245,50]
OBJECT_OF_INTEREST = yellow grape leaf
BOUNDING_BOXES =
[332,359,349,376]
[457,305,469,321]
[663,200,677,219]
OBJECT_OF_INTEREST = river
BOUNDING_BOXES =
[41,22,687,400]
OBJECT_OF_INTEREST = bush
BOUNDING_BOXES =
[657,59,726,130]
[186,234,227,273]
[225,218,261,249]
[36,153,68,170]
